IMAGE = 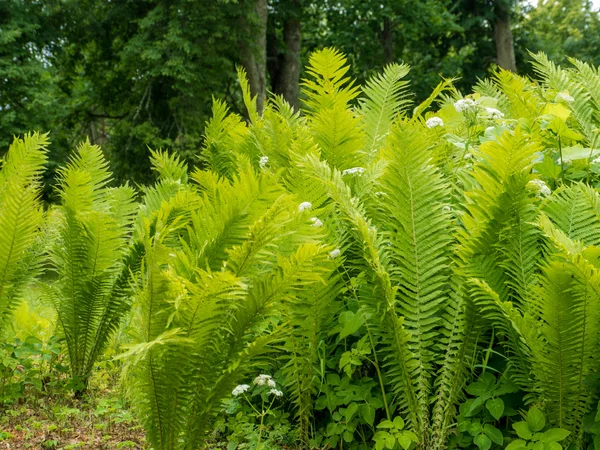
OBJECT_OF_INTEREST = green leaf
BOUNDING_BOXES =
[386,432,395,448]
[338,311,363,338]
[345,402,358,422]
[539,428,570,443]
[561,145,600,163]
[378,420,394,429]
[513,421,533,440]
[484,424,504,445]
[466,373,496,397]
[486,398,505,420]
[392,416,405,430]
[543,103,571,120]
[469,421,483,436]
[505,440,527,450]
[361,403,375,426]
[474,433,492,450]
[527,407,546,433]
[397,433,413,450]
[531,441,544,450]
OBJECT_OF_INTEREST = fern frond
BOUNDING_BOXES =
[360,63,411,156]
[0,133,49,328]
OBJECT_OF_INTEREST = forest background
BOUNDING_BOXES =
[2,0,600,187]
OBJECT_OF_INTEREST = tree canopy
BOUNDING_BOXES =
[2,0,600,186]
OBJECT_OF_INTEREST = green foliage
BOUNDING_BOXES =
[0,133,49,331]
[8,46,600,450]
[46,141,138,391]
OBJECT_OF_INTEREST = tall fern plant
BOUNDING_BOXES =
[46,141,137,393]
[123,152,338,449]
[0,133,49,332]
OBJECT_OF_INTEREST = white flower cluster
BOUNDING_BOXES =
[310,217,323,227]
[342,167,366,176]
[527,179,552,197]
[269,389,283,397]
[485,107,504,119]
[426,117,444,128]
[556,92,574,103]
[232,384,250,397]
[329,248,341,259]
[454,98,476,113]
[592,156,600,165]
[253,374,277,388]
[298,201,312,212]
[259,155,269,168]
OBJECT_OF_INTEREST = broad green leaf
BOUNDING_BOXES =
[505,440,527,450]
[513,421,533,440]
[361,403,375,426]
[527,407,546,432]
[392,416,405,429]
[345,402,358,422]
[539,428,570,443]
[543,103,571,120]
[486,398,504,420]
[561,145,600,162]
[338,311,363,338]
[378,420,394,429]
[397,433,413,450]
[474,433,492,450]
[483,424,503,445]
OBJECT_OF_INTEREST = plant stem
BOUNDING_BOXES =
[558,134,564,183]
[257,407,265,450]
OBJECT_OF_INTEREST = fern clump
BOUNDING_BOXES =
[46,140,138,392]
[7,46,600,450]
[0,133,49,331]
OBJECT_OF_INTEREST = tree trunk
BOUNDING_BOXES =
[273,1,302,110]
[239,0,268,114]
[494,0,517,72]
[381,17,394,65]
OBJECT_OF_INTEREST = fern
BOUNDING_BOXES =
[48,140,137,391]
[360,63,411,156]
[0,133,49,329]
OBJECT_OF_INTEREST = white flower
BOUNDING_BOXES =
[374,191,386,197]
[527,179,552,197]
[485,126,496,134]
[298,201,312,212]
[267,378,277,388]
[342,167,366,176]
[259,155,269,168]
[269,389,283,397]
[454,98,476,113]
[556,92,574,103]
[426,117,444,128]
[232,384,250,396]
[592,156,600,165]
[253,374,273,386]
[464,153,473,160]
[485,107,504,119]
[310,217,323,227]
[442,205,451,212]
[329,248,341,259]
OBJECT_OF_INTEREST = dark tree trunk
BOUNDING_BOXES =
[493,0,517,72]
[273,8,301,110]
[381,17,394,64]
[239,0,268,114]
